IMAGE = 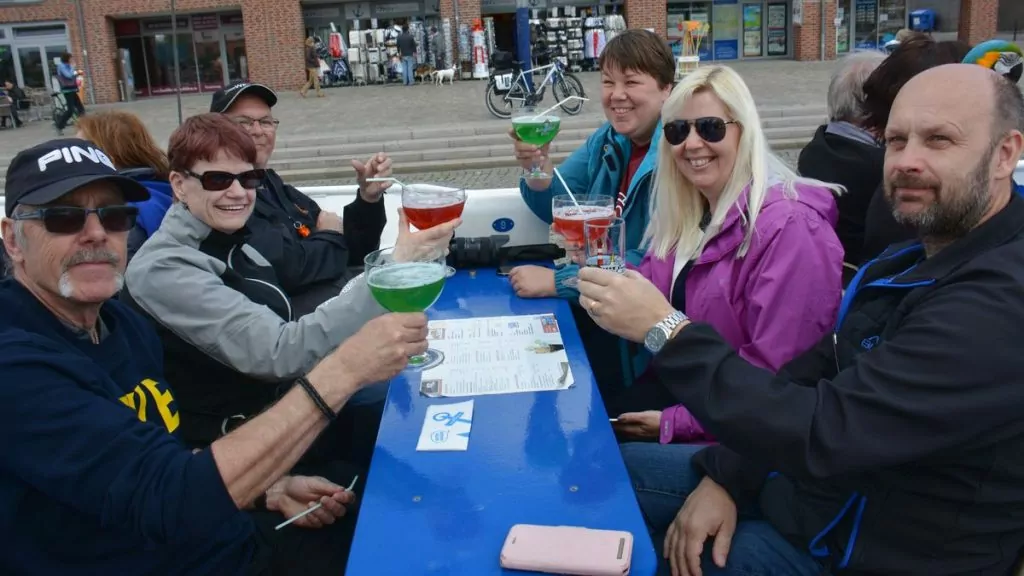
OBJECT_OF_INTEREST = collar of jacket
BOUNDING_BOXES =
[162,202,249,250]
[598,121,663,211]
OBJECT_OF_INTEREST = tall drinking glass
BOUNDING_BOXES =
[365,246,448,371]
[401,183,466,278]
[512,105,561,179]
[584,217,627,274]
[552,194,614,288]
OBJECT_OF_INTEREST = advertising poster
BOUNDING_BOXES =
[743,4,762,57]
[712,0,739,61]
[767,3,787,56]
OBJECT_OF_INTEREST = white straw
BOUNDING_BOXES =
[553,168,580,208]
[531,95,590,120]
[366,177,407,188]
[274,475,359,530]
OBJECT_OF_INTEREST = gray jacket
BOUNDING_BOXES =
[125,203,385,381]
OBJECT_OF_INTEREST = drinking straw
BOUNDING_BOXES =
[366,177,407,188]
[530,95,590,121]
[553,168,581,208]
[275,475,359,531]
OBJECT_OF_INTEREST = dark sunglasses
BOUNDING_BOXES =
[185,169,267,191]
[11,205,138,235]
[663,117,738,145]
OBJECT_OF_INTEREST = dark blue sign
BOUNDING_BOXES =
[492,217,515,232]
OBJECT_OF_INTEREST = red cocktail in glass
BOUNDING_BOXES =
[551,194,614,288]
[402,184,467,230]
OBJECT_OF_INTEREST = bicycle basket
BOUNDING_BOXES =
[490,50,515,70]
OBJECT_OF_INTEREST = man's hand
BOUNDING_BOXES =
[328,313,429,385]
[316,210,343,233]
[392,208,460,263]
[265,475,356,529]
[353,152,393,202]
[577,268,675,343]
[665,477,738,576]
[509,265,557,298]
[613,410,661,439]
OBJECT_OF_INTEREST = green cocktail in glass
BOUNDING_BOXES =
[513,105,561,179]
[365,247,447,370]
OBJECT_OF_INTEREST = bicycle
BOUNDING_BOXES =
[485,56,586,119]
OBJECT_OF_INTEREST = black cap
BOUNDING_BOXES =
[4,138,150,216]
[209,81,278,113]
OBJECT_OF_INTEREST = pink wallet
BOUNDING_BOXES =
[499,524,633,575]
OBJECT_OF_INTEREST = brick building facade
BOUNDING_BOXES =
[0,0,1000,104]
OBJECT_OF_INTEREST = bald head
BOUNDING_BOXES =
[883,64,1024,254]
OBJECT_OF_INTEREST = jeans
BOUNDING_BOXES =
[621,442,822,576]
[402,56,415,85]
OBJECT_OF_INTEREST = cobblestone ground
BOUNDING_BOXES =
[297,149,803,190]
[0,59,836,157]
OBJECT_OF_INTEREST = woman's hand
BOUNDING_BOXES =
[509,265,557,298]
[577,268,675,343]
[613,410,662,439]
[265,475,356,529]
[392,208,461,263]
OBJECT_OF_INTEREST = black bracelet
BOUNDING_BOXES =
[297,376,337,421]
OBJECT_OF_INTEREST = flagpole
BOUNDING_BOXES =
[170,0,183,125]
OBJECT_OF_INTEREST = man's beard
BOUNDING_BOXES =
[58,248,124,299]
[886,144,994,241]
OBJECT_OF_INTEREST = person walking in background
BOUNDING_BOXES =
[54,52,85,135]
[300,38,324,98]
[397,25,417,86]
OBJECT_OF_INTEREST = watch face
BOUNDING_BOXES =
[645,326,667,353]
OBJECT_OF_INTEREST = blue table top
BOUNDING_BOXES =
[345,267,657,575]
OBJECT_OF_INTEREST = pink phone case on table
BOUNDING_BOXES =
[499,524,633,575]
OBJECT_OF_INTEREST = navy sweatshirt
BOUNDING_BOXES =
[0,278,255,575]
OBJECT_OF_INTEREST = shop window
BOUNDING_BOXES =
[143,34,198,95]
[0,45,13,85]
[193,31,224,91]
[116,36,148,95]
[224,32,248,84]
[13,24,66,37]
[17,46,43,89]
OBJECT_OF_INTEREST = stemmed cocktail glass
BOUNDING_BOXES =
[401,183,466,279]
[512,105,561,179]
[553,194,615,288]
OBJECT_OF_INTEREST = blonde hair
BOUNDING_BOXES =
[645,65,841,260]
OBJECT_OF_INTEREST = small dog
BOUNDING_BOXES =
[434,65,457,86]
[415,64,436,83]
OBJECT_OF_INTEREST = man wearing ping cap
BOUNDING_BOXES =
[0,137,430,574]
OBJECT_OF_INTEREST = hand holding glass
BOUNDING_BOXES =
[365,246,447,370]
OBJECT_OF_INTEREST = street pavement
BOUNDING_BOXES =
[0,59,831,188]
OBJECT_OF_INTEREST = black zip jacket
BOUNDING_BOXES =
[249,169,386,315]
[654,192,1024,574]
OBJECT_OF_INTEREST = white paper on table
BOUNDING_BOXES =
[419,314,574,398]
[416,400,475,451]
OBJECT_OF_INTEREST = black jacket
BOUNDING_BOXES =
[655,192,1024,574]
[250,169,386,316]
[798,125,885,267]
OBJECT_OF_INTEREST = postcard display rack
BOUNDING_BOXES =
[529,10,584,73]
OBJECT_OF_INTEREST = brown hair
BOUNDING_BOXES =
[860,36,972,133]
[598,29,675,89]
[75,110,170,180]
[167,113,257,173]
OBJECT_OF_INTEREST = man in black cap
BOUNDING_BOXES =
[210,81,393,315]
[0,137,430,575]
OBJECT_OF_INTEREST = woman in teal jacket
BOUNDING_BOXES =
[509,30,675,392]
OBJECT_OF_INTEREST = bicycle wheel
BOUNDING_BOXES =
[485,79,527,119]
[554,73,586,116]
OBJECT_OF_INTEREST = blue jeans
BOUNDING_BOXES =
[402,56,415,85]
[621,442,822,576]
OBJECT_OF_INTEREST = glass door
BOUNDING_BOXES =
[17,46,44,89]
[223,31,248,83]
[836,1,851,53]
[193,29,224,91]
[742,3,763,57]
[44,44,68,91]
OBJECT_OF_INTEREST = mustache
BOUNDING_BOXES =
[887,172,940,191]
[63,248,120,271]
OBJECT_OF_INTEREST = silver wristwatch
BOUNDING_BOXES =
[644,310,688,354]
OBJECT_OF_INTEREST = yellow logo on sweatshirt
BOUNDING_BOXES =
[118,379,180,433]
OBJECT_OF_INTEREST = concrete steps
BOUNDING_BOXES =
[0,104,827,186]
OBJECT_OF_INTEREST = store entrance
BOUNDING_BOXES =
[490,13,517,55]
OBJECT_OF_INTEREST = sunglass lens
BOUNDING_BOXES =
[664,120,691,145]
[42,208,87,234]
[695,118,727,143]
[200,171,236,191]
[99,206,138,232]
[238,170,266,189]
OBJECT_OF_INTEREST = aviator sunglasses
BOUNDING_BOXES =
[11,205,139,235]
[663,117,738,146]
[184,168,267,191]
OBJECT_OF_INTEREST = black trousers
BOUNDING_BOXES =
[246,460,363,576]
[56,92,85,130]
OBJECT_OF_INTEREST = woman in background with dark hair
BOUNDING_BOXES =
[857,36,972,264]
[75,110,172,260]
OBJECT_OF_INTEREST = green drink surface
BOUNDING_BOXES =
[513,116,562,146]
[367,262,446,312]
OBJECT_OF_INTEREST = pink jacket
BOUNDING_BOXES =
[637,182,844,444]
